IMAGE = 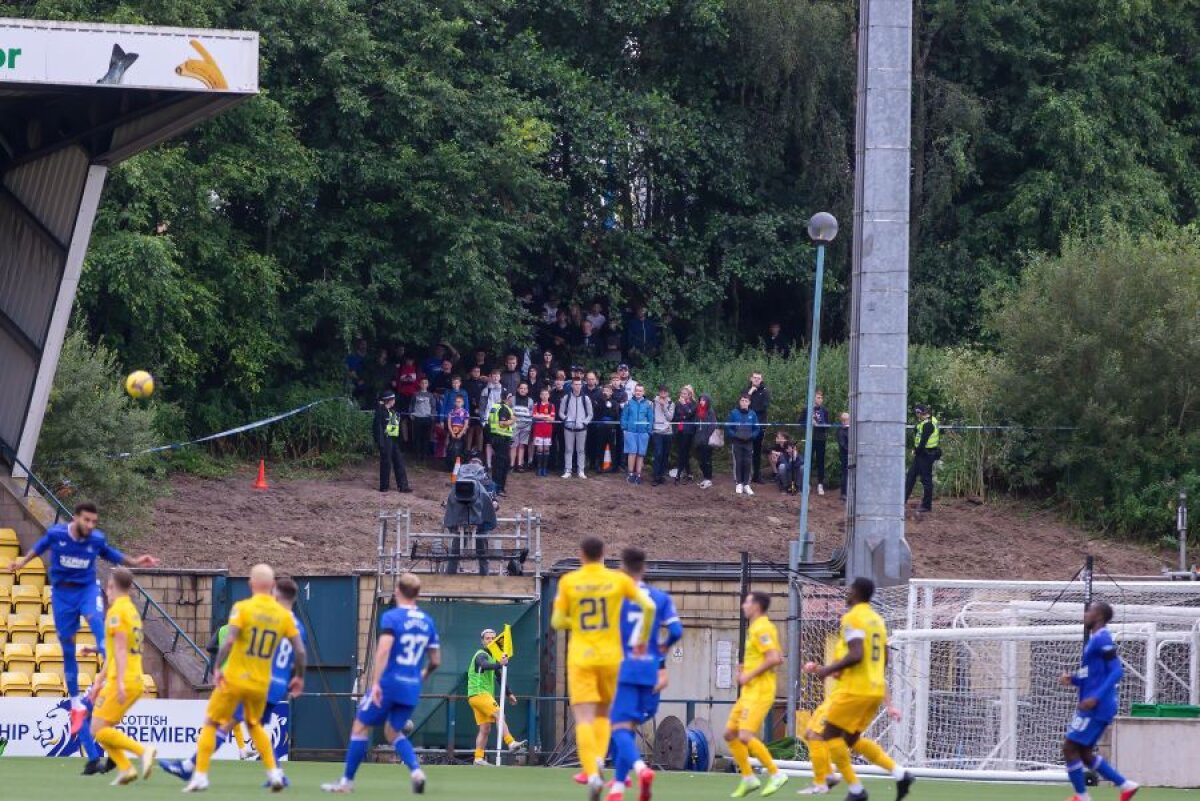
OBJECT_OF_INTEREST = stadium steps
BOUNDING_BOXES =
[0,456,213,697]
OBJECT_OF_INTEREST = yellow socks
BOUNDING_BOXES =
[729,738,752,777]
[248,722,277,771]
[475,748,485,761]
[747,739,777,775]
[828,738,859,787]
[95,727,143,772]
[593,717,611,766]
[196,724,217,773]
[808,738,832,783]
[853,737,896,771]
[576,721,598,778]
[503,732,515,746]
[233,724,247,750]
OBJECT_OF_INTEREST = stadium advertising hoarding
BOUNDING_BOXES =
[0,18,257,92]
[0,698,289,760]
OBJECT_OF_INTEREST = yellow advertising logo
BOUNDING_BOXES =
[175,39,227,90]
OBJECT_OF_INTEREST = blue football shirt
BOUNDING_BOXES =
[1073,627,1123,720]
[619,583,681,687]
[379,605,440,705]
[32,523,125,585]
[268,613,307,704]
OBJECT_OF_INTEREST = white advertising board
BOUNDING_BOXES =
[0,698,289,760]
[0,18,257,93]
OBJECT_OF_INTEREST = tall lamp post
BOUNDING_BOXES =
[786,211,838,739]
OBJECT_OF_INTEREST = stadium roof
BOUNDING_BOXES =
[0,17,258,470]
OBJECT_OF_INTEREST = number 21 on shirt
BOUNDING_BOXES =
[580,598,609,631]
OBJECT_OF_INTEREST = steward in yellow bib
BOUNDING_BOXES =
[904,404,940,513]
[466,628,525,765]
[374,391,412,494]
[486,391,515,495]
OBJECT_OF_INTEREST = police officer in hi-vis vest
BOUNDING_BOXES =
[487,391,516,496]
[375,391,412,493]
[904,404,941,512]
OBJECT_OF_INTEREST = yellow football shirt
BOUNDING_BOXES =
[104,595,144,685]
[742,615,780,698]
[552,562,653,667]
[222,593,299,691]
[837,602,887,697]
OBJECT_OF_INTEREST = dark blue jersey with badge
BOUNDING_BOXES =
[33,523,125,585]
[1072,627,1123,720]
[379,605,440,705]
[618,583,683,687]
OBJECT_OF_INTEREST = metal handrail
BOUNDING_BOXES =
[0,436,211,671]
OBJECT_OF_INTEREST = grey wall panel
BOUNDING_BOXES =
[3,145,90,245]
[0,210,63,348]
[0,334,37,449]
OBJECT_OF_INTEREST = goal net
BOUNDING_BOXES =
[795,578,1200,776]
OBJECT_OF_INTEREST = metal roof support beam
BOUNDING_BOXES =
[0,305,39,358]
[14,163,107,476]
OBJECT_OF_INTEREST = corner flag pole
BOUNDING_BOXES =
[494,661,509,766]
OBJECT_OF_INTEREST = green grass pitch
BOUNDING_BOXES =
[0,758,1196,800]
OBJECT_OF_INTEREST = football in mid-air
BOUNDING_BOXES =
[124,370,155,399]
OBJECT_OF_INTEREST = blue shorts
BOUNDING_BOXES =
[610,682,660,725]
[356,691,416,732]
[51,581,105,645]
[1065,713,1111,748]
[623,432,649,456]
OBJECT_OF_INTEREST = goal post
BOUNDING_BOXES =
[790,578,1200,780]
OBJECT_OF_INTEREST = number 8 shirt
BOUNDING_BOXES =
[207,593,299,726]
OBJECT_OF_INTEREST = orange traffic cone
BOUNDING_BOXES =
[450,456,461,482]
[254,459,269,490]
[601,445,613,472]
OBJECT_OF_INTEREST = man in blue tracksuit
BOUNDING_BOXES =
[1060,601,1139,801]
[9,501,159,734]
[608,547,683,801]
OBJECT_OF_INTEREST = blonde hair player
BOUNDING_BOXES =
[87,567,155,785]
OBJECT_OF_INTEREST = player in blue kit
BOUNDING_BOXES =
[9,502,159,735]
[1060,601,1139,801]
[322,572,440,795]
[159,576,307,783]
[607,548,683,801]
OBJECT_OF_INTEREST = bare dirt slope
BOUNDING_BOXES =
[140,459,1170,579]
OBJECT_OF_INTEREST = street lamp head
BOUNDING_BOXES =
[807,212,838,245]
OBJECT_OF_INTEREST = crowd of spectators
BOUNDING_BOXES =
[348,305,851,497]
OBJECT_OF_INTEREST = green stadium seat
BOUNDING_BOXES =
[1,670,32,697]
[31,672,64,697]
[3,642,34,674]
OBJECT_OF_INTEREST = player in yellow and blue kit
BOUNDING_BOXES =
[160,576,307,785]
[552,537,655,801]
[726,591,788,798]
[9,502,159,734]
[1060,601,1139,801]
[184,564,306,793]
[322,572,440,795]
[606,547,682,801]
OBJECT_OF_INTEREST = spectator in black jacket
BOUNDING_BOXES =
[798,389,832,496]
[671,385,697,484]
[742,371,770,483]
[837,411,850,499]
[374,391,412,493]
[574,319,602,364]
[905,404,942,512]
[692,394,718,489]
[764,322,790,358]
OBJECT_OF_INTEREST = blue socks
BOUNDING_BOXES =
[344,736,369,781]
[612,727,639,784]
[78,721,101,760]
[393,735,419,771]
[1090,755,1127,787]
[1066,759,1088,794]
[62,644,79,698]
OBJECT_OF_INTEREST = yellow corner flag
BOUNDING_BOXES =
[486,624,514,661]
